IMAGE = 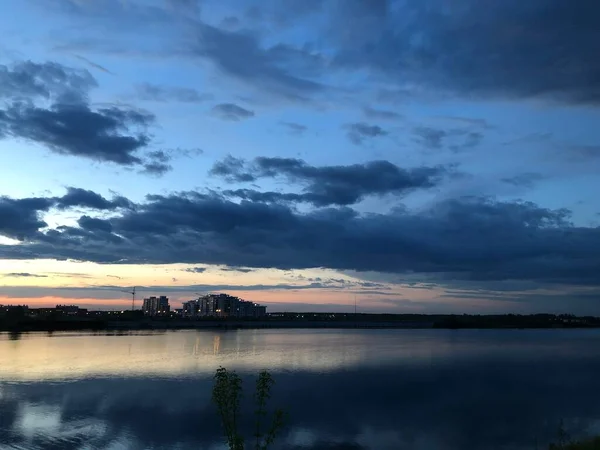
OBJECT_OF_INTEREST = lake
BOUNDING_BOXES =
[1,329,600,449]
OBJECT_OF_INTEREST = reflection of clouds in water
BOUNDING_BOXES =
[16,403,61,439]
[2,356,600,449]
[1,330,600,449]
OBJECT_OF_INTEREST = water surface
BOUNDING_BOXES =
[1,329,600,449]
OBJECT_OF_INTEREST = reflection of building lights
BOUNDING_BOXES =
[213,335,221,355]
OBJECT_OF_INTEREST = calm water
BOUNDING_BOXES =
[1,329,600,450]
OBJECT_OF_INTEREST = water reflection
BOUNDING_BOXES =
[1,329,600,449]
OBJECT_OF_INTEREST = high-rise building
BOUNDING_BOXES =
[142,296,170,316]
[186,293,266,318]
[182,300,199,317]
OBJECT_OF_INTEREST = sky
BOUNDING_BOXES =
[1,0,599,314]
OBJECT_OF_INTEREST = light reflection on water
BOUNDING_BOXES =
[1,329,600,449]
[1,329,595,381]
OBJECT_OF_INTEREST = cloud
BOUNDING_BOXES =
[77,215,114,233]
[141,162,172,176]
[55,187,133,210]
[345,122,387,145]
[39,1,600,105]
[280,121,307,135]
[2,273,48,278]
[0,188,133,241]
[220,267,255,273]
[0,282,357,301]
[0,196,53,240]
[0,101,154,165]
[568,145,600,162]
[141,152,172,175]
[213,157,444,206]
[363,106,402,121]
[412,126,483,152]
[0,60,97,102]
[134,83,212,103]
[331,0,600,104]
[0,60,172,173]
[211,103,255,121]
[413,127,447,150]
[140,149,203,176]
[193,23,324,100]
[183,267,207,273]
[209,155,256,182]
[502,173,545,189]
[2,192,598,289]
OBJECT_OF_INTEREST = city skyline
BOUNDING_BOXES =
[1,1,600,315]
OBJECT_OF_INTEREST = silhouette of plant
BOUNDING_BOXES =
[212,367,286,450]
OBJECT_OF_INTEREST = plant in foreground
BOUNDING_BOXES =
[212,367,286,450]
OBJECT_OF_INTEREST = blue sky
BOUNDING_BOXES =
[1,0,599,313]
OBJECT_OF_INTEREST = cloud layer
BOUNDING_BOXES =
[1,187,599,288]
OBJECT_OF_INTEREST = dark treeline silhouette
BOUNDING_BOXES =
[1,307,600,332]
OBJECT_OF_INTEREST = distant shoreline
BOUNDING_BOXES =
[2,315,600,333]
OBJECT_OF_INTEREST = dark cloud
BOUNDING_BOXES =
[134,83,212,103]
[362,107,402,121]
[0,101,154,165]
[214,157,444,206]
[55,187,133,211]
[413,126,483,152]
[140,148,202,175]
[210,155,256,182]
[0,60,97,102]
[183,267,207,273]
[142,163,172,176]
[211,103,255,121]
[220,266,255,273]
[221,189,306,204]
[78,216,114,233]
[193,23,324,100]
[2,192,599,289]
[0,188,132,241]
[345,122,387,145]
[0,196,53,240]
[332,0,600,104]
[141,160,173,177]
[146,150,171,163]
[2,272,48,278]
[0,60,171,173]
[280,122,308,135]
